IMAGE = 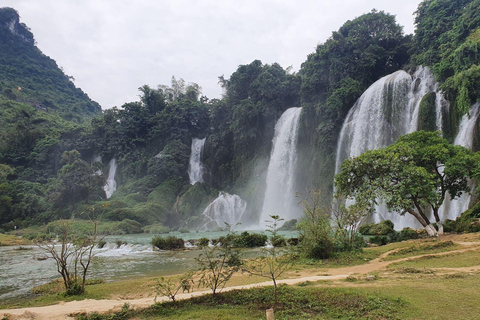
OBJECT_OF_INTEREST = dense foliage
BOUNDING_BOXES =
[2,1,480,234]
[296,10,411,194]
[0,8,101,121]
[335,131,480,236]
[413,0,480,116]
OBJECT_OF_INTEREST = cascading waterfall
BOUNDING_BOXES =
[335,67,448,229]
[260,107,302,227]
[200,192,247,230]
[104,158,117,199]
[188,138,206,185]
[440,103,480,220]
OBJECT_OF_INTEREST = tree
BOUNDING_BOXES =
[196,224,242,295]
[38,210,101,295]
[242,215,293,307]
[335,131,480,236]
[297,189,334,259]
[153,272,194,303]
[46,150,103,210]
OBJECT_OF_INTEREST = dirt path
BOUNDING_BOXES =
[2,241,480,320]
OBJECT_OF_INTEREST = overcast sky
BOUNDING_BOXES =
[4,0,423,109]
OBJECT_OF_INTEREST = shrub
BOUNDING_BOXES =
[455,202,480,233]
[369,235,389,246]
[197,237,209,247]
[97,240,107,248]
[233,231,267,248]
[118,219,143,234]
[297,189,335,259]
[398,227,419,241]
[152,235,184,250]
[359,220,395,236]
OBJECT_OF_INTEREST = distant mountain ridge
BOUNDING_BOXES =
[0,7,101,121]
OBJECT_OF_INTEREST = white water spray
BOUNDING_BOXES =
[440,104,480,220]
[188,138,206,185]
[201,192,247,230]
[104,158,117,199]
[260,107,302,227]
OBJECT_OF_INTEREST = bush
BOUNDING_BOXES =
[306,236,334,259]
[97,240,107,248]
[152,235,184,250]
[118,219,143,234]
[397,227,419,241]
[271,234,286,247]
[454,202,480,233]
[359,220,395,236]
[197,237,209,247]
[369,235,389,246]
[233,231,268,248]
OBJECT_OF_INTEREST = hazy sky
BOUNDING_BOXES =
[3,0,423,109]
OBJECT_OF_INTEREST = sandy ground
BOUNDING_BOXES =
[2,238,480,320]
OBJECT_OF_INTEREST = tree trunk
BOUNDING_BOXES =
[432,208,443,236]
[436,222,444,235]
[406,209,438,237]
[425,224,438,237]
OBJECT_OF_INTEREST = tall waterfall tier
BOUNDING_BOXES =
[335,67,449,229]
[200,192,247,230]
[188,137,206,185]
[440,103,480,220]
[104,158,117,199]
[260,107,302,228]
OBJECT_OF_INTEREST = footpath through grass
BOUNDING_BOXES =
[76,285,405,320]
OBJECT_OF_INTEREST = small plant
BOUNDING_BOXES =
[196,223,242,295]
[115,239,126,248]
[243,215,293,307]
[97,240,107,249]
[153,272,194,303]
[346,275,358,282]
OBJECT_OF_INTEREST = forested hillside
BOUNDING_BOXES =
[1,0,480,233]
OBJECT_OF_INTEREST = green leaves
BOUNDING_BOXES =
[335,131,480,230]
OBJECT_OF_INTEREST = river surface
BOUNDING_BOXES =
[0,230,297,302]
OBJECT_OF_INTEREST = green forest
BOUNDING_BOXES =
[1,0,480,236]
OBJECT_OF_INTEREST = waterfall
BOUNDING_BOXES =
[259,107,302,228]
[188,138,206,185]
[335,67,448,229]
[200,192,247,230]
[440,104,480,220]
[104,158,117,199]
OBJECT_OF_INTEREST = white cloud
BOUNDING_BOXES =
[3,0,422,109]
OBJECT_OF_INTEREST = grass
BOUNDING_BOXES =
[0,233,30,246]
[381,240,459,261]
[76,286,405,320]
[3,233,480,319]
[389,248,480,269]
[352,273,480,320]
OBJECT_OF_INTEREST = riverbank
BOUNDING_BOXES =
[2,233,480,319]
